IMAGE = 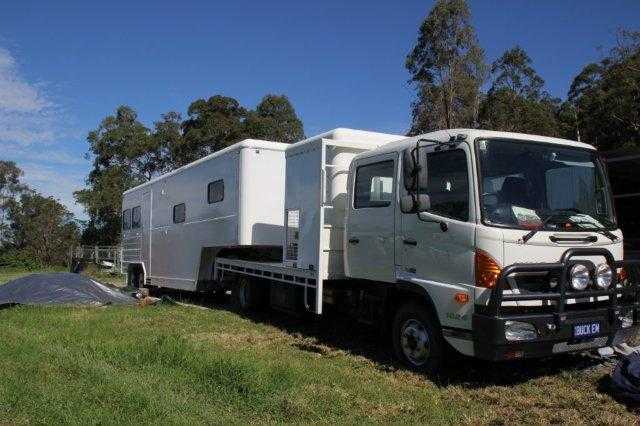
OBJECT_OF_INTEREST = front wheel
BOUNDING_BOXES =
[392,302,444,375]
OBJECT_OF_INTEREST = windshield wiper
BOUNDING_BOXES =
[520,208,618,244]
[570,220,619,242]
[520,209,579,244]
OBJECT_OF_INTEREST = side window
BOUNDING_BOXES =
[131,206,141,229]
[207,180,224,204]
[354,160,394,209]
[122,209,131,230]
[426,149,469,221]
[173,203,186,224]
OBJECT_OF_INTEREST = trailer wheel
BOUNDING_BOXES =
[392,302,444,375]
[128,265,144,289]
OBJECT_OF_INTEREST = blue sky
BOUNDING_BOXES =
[1,0,638,219]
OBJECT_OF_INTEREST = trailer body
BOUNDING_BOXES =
[121,139,288,290]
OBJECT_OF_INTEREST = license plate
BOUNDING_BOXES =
[573,322,601,339]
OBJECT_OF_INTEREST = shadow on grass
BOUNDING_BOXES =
[149,286,609,389]
[597,375,640,415]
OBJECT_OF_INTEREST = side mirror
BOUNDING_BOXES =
[400,194,431,214]
[402,147,429,191]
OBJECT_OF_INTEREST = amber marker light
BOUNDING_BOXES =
[618,267,628,284]
[454,292,470,304]
[475,249,502,288]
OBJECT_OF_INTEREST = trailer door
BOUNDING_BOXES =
[345,153,397,282]
[140,190,151,270]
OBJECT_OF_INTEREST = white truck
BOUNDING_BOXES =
[122,128,638,373]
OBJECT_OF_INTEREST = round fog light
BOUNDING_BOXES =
[570,264,590,291]
[595,263,613,289]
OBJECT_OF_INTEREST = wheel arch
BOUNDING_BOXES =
[386,280,442,328]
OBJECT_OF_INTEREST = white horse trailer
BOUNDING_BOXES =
[123,127,639,375]
[121,139,289,290]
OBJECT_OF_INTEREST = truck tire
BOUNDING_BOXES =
[392,301,444,375]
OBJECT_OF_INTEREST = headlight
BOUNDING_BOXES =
[595,263,613,289]
[505,321,537,341]
[570,264,590,290]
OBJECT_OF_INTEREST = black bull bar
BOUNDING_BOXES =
[482,248,640,318]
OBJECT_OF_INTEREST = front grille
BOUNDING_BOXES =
[509,270,561,294]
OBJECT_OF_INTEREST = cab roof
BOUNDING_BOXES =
[372,129,596,156]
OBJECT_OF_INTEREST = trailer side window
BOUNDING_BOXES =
[426,149,469,222]
[354,160,394,209]
[173,203,186,224]
[122,209,131,230]
[207,180,224,204]
[132,206,141,229]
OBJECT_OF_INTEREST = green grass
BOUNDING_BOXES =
[0,267,638,424]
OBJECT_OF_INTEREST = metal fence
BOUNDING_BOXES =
[69,245,124,273]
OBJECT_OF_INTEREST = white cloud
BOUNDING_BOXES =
[19,163,87,220]
[0,48,50,112]
[3,143,87,166]
[0,47,89,220]
[0,47,60,146]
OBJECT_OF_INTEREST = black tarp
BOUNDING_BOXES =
[0,273,136,307]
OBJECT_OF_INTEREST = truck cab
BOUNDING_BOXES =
[345,129,638,371]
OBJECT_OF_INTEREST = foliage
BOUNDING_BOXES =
[244,95,305,144]
[568,30,640,150]
[74,106,160,244]
[177,95,248,166]
[152,111,184,175]
[406,0,487,134]
[0,161,29,248]
[6,193,79,266]
[489,46,544,99]
[176,94,304,167]
[479,46,560,136]
[0,249,43,270]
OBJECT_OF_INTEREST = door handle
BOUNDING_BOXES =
[403,237,417,246]
[348,238,360,244]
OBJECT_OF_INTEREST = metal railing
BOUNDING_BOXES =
[68,245,124,273]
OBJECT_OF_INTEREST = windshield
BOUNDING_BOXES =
[477,139,616,231]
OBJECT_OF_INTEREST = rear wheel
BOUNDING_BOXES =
[128,265,143,289]
[392,302,444,375]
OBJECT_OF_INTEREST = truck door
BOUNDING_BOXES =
[345,153,397,282]
[400,145,476,291]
